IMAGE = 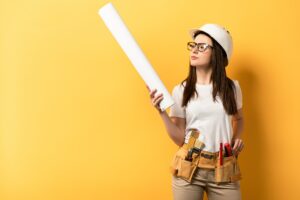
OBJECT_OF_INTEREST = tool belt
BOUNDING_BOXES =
[169,129,242,184]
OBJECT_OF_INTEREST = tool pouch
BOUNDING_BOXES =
[214,155,242,183]
[169,147,199,183]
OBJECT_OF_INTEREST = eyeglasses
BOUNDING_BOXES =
[187,42,214,52]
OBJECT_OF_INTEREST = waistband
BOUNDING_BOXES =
[181,143,223,159]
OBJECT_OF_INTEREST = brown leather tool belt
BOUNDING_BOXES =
[170,132,242,183]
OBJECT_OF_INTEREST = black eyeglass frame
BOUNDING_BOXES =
[187,41,214,52]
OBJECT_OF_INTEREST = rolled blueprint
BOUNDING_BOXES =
[98,2,174,112]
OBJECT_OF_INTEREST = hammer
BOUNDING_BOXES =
[185,140,206,161]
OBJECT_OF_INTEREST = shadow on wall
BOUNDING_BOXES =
[235,57,270,200]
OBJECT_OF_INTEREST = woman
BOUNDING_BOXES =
[146,23,244,200]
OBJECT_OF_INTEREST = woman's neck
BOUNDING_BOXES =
[196,66,212,84]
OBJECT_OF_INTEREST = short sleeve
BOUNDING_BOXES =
[169,85,186,118]
[233,80,243,109]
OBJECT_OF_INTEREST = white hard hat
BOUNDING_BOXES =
[188,23,233,61]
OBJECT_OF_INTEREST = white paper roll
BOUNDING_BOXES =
[98,2,174,112]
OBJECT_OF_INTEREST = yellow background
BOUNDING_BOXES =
[1,0,299,199]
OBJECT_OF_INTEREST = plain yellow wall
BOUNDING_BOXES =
[1,0,300,199]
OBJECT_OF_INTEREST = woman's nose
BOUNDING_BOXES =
[192,47,198,54]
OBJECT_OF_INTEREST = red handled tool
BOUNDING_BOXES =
[224,143,233,157]
[219,143,223,166]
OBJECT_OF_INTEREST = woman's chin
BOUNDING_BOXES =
[190,62,209,68]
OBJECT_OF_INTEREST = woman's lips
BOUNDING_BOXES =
[191,56,198,60]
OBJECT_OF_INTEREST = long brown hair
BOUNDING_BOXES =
[180,30,238,115]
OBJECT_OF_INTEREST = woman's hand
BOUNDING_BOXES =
[146,84,164,113]
[232,138,244,155]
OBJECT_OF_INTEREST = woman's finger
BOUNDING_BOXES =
[153,94,163,105]
[238,140,242,148]
[236,141,244,153]
[232,139,238,151]
[153,98,164,109]
[239,143,244,152]
[153,93,163,101]
[150,89,157,98]
[234,141,242,154]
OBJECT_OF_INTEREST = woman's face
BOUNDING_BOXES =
[190,33,213,68]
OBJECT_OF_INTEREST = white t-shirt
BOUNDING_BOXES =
[169,80,243,152]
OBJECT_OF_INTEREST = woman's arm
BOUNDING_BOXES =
[158,111,186,147]
[232,108,244,139]
[146,85,185,147]
[231,108,244,153]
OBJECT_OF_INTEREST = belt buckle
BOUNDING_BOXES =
[200,152,215,159]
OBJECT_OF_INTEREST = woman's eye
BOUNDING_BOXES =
[199,44,205,50]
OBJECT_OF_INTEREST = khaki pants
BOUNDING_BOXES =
[172,167,241,200]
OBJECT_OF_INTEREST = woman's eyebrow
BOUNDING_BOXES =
[195,42,208,44]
